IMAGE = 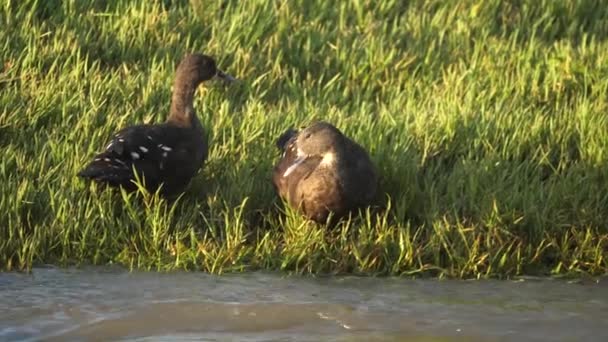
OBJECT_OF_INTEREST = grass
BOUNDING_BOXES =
[1,0,607,278]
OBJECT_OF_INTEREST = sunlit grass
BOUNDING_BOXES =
[1,0,607,278]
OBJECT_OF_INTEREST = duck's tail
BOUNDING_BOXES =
[275,128,297,151]
[78,152,134,188]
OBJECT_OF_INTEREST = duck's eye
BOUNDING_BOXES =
[304,133,312,139]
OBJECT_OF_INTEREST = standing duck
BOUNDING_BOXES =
[272,121,378,224]
[78,53,235,197]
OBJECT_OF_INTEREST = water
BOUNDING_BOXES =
[0,268,606,341]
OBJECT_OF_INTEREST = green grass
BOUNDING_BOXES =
[1,0,607,278]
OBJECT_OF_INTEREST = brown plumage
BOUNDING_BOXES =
[78,53,235,197]
[272,121,378,224]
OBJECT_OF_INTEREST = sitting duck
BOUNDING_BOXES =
[272,121,378,224]
[78,53,235,197]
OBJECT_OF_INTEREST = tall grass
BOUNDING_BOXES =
[1,0,607,277]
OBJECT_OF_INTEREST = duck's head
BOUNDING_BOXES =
[175,53,236,86]
[283,121,344,177]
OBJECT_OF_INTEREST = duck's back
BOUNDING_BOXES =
[79,123,207,196]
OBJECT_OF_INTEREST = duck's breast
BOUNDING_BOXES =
[295,166,344,223]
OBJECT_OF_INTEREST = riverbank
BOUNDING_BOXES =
[1,0,607,277]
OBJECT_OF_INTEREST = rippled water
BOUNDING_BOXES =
[0,267,606,341]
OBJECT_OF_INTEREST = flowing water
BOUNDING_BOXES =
[0,267,606,341]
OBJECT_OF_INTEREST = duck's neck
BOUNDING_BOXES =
[319,151,338,168]
[167,80,201,129]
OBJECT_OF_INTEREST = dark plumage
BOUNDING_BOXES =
[78,53,235,197]
[272,121,378,224]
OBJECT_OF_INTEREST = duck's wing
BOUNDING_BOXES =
[272,129,315,201]
[342,139,378,205]
[294,140,377,223]
[272,128,298,198]
[272,129,327,209]
[275,128,298,151]
[78,123,201,192]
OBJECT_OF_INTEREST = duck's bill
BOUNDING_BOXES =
[283,156,307,178]
[216,70,237,82]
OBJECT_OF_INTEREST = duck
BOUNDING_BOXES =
[78,53,235,197]
[272,121,378,224]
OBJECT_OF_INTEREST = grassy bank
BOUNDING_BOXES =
[1,0,607,277]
